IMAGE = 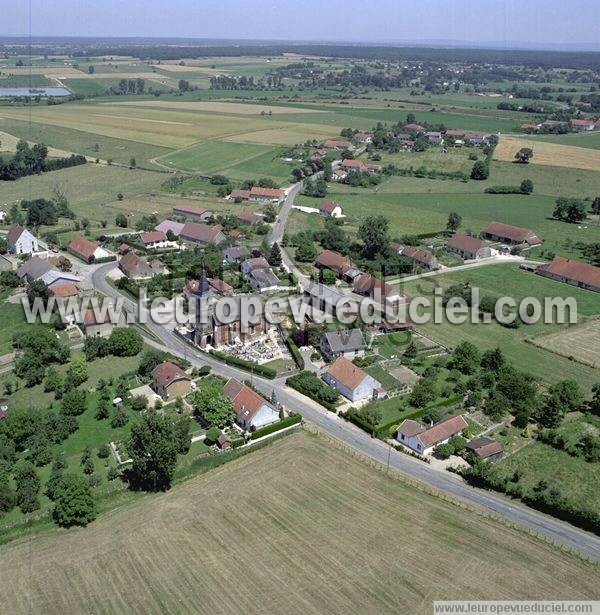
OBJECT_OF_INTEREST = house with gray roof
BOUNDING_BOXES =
[320,329,367,360]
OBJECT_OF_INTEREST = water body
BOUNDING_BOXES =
[0,87,71,97]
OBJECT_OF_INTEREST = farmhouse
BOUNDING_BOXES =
[78,308,119,337]
[229,189,251,201]
[50,283,79,299]
[319,200,343,218]
[424,131,444,145]
[119,251,164,279]
[68,235,111,263]
[464,131,490,146]
[352,272,408,307]
[237,211,262,226]
[315,249,361,282]
[536,256,600,293]
[248,186,283,204]
[404,123,425,134]
[323,139,352,150]
[151,361,192,400]
[241,257,279,292]
[466,437,504,461]
[444,129,466,139]
[320,329,367,360]
[390,243,439,270]
[6,225,43,256]
[341,158,366,171]
[354,132,373,144]
[172,203,212,222]
[322,356,382,402]
[222,245,250,263]
[223,377,279,430]
[447,234,491,260]
[138,230,169,249]
[155,220,185,237]
[396,415,468,455]
[482,221,541,247]
[180,222,226,247]
[570,118,596,131]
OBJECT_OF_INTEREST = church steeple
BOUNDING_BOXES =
[196,268,210,297]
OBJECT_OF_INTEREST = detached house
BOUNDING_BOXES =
[320,329,367,360]
[447,234,491,260]
[223,377,279,430]
[222,245,250,264]
[482,221,541,247]
[241,257,279,292]
[138,230,169,249]
[396,415,468,455]
[319,200,343,218]
[466,437,503,461]
[352,272,408,307]
[6,225,42,255]
[322,356,382,402]
[424,131,444,145]
[151,361,192,400]
[78,308,119,337]
[119,251,165,279]
[237,211,262,226]
[155,220,185,237]
[570,118,596,132]
[68,235,111,263]
[323,139,352,150]
[354,132,373,144]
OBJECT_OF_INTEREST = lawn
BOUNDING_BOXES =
[0,431,596,614]
[0,292,30,356]
[527,131,600,151]
[399,264,600,392]
[489,439,600,515]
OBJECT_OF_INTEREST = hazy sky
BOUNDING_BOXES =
[5,0,600,48]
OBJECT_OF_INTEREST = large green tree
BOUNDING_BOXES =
[53,473,97,527]
[193,382,235,429]
[358,215,389,259]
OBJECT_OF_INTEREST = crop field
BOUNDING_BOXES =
[398,264,600,392]
[529,319,600,367]
[0,431,596,615]
[111,100,322,115]
[495,135,600,172]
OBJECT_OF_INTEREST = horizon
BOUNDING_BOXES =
[4,0,600,52]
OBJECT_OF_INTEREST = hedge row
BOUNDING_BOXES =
[209,349,276,379]
[250,414,302,440]
[286,374,338,412]
[285,336,305,370]
[93,255,117,264]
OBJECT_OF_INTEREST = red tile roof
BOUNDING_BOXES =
[319,200,341,214]
[82,308,112,326]
[537,256,600,290]
[447,233,486,254]
[237,211,261,225]
[400,245,436,266]
[483,221,540,244]
[139,230,167,245]
[69,235,99,261]
[208,277,233,294]
[341,158,366,170]
[6,224,25,244]
[224,377,270,422]
[249,186,282,199]
[353,273,404,301]
[467,436,503,459]
[152,361,189,388]
[323,139,352,149]
[418,415,468,448]
[326,357,370,391]
[315,249,355,274]
[570,118,595,127]
[180,222,224,245]
[51,283,79,298]
[229,189,251,200]
[172,203,208,217]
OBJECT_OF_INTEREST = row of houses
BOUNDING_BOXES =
[523,118,599,132]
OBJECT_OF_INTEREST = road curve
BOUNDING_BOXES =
[91,263,600,562]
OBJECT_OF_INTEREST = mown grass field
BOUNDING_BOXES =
[527,131,600,151]
[495,135,600,172]
[399,264,600,392]
[0,431,596,615]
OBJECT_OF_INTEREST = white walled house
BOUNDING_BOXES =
[223,378,279,430]
[319,200,343,218]
[322,357,382,402]
[396,415,468,455]
[6,225,42,255]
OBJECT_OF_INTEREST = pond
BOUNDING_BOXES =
[0,87,71,97]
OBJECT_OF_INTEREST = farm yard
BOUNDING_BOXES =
[0,431,596,615]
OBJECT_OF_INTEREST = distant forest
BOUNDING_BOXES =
[2,37,600,70]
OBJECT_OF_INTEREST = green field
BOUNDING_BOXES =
[528,131,600,150]
[0,292,30,355]
[0,431,596,614]
[400,264,600,391]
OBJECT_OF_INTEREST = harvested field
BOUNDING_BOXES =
[529,319,600,367]
[108,100,321,114]
[0,431,597,615]
[495,135,600,172]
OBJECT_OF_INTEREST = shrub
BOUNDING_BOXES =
[250,414,302,440]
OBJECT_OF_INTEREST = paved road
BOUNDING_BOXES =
[270,181,302,246]
[91,263,600,562]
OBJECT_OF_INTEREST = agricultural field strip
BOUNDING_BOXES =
[528,319,600,367]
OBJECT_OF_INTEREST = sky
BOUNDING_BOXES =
[4,0,600,50]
